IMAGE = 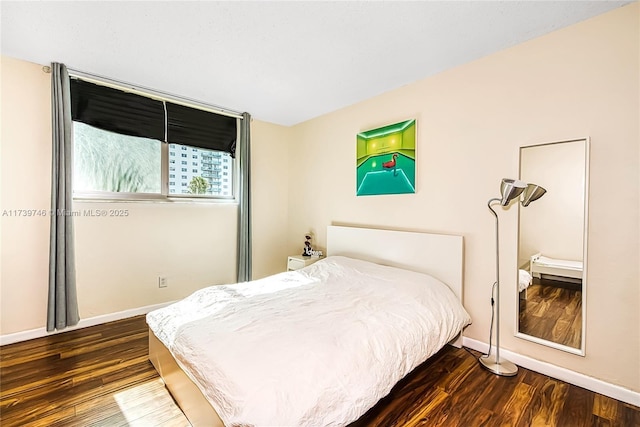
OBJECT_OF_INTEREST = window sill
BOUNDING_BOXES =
[73,194,238,205]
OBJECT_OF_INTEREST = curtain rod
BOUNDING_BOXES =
[43,65,244,120]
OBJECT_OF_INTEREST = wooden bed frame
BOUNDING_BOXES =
[148,225,465,427]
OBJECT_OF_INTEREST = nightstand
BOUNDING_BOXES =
[287,255,323,271]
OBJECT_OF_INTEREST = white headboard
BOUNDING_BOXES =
[326,225,464,301]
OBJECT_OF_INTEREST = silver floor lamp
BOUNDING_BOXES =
[479,178,546,376]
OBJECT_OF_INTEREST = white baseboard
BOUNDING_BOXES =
[0,301,174,346]
[463,337,640,408]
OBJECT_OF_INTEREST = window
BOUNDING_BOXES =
[74,122,162,193]
[71,77,238,200]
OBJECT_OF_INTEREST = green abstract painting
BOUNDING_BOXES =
[356,119,416,196]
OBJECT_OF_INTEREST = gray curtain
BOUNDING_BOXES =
[47,63,80,331]
[237,112,252,282]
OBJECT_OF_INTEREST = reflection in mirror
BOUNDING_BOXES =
[516,138,589,355]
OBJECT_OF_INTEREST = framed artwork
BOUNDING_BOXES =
[356,119,416,196]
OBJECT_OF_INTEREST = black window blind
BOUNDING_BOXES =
[70,78,238,156]
[70,79,165,141]
[166,102,237,156]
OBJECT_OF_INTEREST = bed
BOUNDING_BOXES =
[530,252,583,281]
[147,225,471,427]
[519,269,533,299]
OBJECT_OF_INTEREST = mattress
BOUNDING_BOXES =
[519,269,532,292]
[147,255,471,427]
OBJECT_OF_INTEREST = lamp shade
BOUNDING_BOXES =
[499,179,527,206]
[521,184,547,207]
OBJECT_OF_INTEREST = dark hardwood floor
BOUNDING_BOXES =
[519,278,582,348]
[0,316,189,426]
[1,316,638,426]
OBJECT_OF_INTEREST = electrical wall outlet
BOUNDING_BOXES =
[158,276,168,288]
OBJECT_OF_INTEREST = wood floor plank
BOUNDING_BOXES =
[72,377,165,419]
[555,380,594,427]
[458,406,495,426]
[519,280,582,349]
[0,333,100,363]
[59,331,148,359]
[2,315,639,427]
[79,378,187,427]
[495,381,535,426]
[529,378,569,427]
[621,403,640,426]
[593,394,619,421]
[403,387,450,426]
[591,414,613,426]
[3,405,77,427]
[476,366,520,414]
[414,357,494,426]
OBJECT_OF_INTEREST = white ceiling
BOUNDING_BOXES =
[1,1,632,126]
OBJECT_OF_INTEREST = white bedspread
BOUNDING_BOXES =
[519,269,532,292]
[147,256,471,427]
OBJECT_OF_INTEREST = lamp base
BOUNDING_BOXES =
[478,354,518,376]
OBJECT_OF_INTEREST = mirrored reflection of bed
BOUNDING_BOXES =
[146,225,471,427]
[518,253,584,298]
[530,253,583,281]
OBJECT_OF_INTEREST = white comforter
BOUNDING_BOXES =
[519,269,533,292]
[147,256,471,427]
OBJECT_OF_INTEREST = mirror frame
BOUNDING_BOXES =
[515,137,590,356]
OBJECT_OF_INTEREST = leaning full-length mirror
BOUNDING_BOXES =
[516,138,589,355]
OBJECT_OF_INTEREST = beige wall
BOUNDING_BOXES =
[1,57,53,334]
[250,120,292,278]
[0,56,291,334]
[286,4,639,392]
